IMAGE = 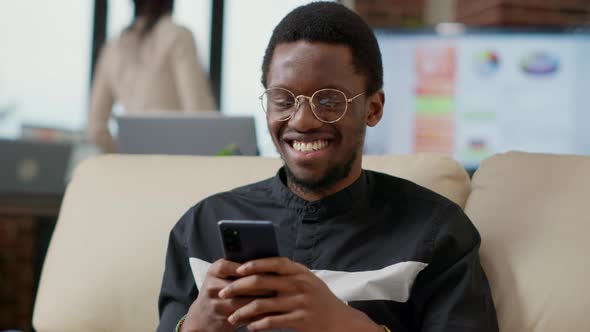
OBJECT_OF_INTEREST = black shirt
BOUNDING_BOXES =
[157,169,498,332]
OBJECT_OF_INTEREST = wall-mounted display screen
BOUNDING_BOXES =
[365,29,590,169]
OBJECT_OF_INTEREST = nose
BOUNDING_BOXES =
[289,96,323,131]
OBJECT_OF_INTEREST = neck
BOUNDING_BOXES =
[287,167,362,202]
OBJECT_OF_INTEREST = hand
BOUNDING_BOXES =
[218,257,383,332]
[181,259,253,332]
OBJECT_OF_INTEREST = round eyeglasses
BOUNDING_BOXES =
[259,87,365,123]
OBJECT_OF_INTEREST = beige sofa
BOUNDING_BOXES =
[32,152,590,332]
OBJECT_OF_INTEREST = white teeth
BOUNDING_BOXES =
[292,140,328,153]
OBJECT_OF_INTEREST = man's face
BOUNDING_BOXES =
[265,41,383,195]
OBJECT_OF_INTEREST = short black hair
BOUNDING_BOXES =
[261,1,383,95]
[131,0,174,37]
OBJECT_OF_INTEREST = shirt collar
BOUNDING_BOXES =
[270,167,372,220]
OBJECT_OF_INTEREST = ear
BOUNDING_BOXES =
[365,89,384,127]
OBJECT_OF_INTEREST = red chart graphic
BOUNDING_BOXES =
[414,45,456,155]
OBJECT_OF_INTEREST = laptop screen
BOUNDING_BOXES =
[116,113,259,156]
[0,139,73,194]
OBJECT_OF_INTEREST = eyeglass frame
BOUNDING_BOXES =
[258,87,366,124]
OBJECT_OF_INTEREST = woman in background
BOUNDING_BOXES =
[88,0,216,153]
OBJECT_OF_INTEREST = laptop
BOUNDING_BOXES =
[0,139,73,194]
[116,112,259,156]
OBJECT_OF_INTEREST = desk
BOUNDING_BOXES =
[0,193,62,332]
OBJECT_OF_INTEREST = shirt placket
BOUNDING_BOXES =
[292,203,321,267]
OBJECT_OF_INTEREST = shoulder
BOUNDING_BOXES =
[215,177,276,204]
[93,41,119,76]
[367,170,456,209]
[367,170,476,246]
[171,176,276,238]
[156,16,194,42]
[98,30,137,63]
[97,40,117,60]
[185,176,275,213]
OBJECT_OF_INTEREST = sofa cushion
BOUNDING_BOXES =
[33,154,469,332]
[465,152,590,332]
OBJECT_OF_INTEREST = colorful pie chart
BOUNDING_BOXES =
[474,50,500,76]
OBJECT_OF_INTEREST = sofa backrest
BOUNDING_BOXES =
[33,154,470,332]
[466,152,590,332]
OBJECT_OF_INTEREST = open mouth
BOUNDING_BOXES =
[289,139,330,153]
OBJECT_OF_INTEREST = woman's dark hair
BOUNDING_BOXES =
[130,0,174,37]
[261,2,383,95]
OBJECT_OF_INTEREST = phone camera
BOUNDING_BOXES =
[222,227,241,252]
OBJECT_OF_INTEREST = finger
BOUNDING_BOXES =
[201,275,232,298]
[210,297,255,316]
[218,274,291,299]
[247,310,304,332]
[209,259,242,279]
[227,295,300,326]
[237,257,307,276]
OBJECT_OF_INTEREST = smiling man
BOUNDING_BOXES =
[157,3,498,332]
[263,40,381,202]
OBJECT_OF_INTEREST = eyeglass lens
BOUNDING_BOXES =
[261,88,347,122]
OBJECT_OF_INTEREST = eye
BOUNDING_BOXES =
[313,90,347,112]
[318,97,339,108]
[264,89,295,111]
[271,97,295,109]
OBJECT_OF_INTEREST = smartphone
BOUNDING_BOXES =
[218,220,280,263]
